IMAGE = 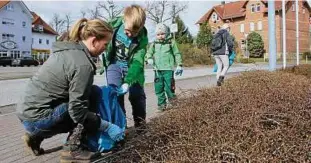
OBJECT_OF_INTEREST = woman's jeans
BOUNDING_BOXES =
[21,85,101,139]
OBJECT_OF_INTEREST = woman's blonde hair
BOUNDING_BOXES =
[69,18,113,42]
[123,5,146,32]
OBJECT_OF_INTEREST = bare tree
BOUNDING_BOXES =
[80,9,87,18]
[88,5,102,19]
[170,1,188,23]
[49,13,65,34]
[64,13,73,33]
[145,0,188,24]
[87,1,123,21]
[97,0,123,21]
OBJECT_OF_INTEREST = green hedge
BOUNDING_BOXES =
[178,44,213,67]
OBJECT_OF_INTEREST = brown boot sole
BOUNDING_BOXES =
[60,152,100,163]
[60,156,100,163]
[22,135,44,156]
[60,159,91,163]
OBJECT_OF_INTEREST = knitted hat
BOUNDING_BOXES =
[155,23,169,34]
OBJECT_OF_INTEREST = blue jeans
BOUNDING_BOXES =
[22,103,75,139]
[22,85,101,138]
[106,63,146,125]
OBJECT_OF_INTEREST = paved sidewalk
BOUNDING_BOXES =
[0,63,283,107]
[0,73,235,163]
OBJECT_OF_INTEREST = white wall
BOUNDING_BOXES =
[32,33,56,54]
[0,1,32,57]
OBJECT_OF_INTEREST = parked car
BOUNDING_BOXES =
[0,57,13,67]
[12,57,39,67]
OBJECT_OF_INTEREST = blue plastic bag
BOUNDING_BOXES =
[87,86,126,152]
[213,51,236,72]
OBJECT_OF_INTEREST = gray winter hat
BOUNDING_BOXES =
[155,23,169,34]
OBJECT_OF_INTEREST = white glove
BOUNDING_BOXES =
[117,83,129,95]
[147,59,153,65]
[175,66,183,76]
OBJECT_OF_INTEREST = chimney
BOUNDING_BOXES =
[221,1,225,5]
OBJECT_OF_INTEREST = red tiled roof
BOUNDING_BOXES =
[196,9,213,25]
[219,1,247,19]
[31,11,58,35]
[0,0,10,10]
[196,0,311,24]
[196,1,247,24]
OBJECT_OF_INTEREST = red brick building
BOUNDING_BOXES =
[196,0,311,57]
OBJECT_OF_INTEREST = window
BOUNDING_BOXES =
[22,51,30,57]
[2,34,14,40]
[32,38,34,44]
[257,21,262,30]
[251,4,255,13]
[22,51,26,57]
[0,51,8,57]
[46,39,49,45]
[2,19,14,25]
[5,4,14,11]
[212,13,218,22]
[12,51,20,59]
[39,39,42,44]
[256,3,261,12]
[250,22,255,31]
[22,36,26,42]
[39,25,43,32]
[292,2,295,11]
[22,21,26,28]
[240,24,245,33]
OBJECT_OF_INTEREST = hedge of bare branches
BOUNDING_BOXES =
[100,67,311,163]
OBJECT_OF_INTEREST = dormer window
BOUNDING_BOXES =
[256,4,261,12]
[251,4,256,13]
[5,4,14,11]
[34,25,44,32]
[212,13,219,22]
[251,3,261,13]
[38,25,43,32]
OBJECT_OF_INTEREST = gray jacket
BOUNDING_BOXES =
[17,41,96,124]
[213,29,233,55]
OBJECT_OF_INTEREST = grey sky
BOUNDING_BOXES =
[24,0,225,38]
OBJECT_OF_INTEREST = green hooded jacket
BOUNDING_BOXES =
[146,37,182,70]
[101,17,148,86]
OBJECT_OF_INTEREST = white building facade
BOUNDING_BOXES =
[31,12,58,61]
[0,1,33,58]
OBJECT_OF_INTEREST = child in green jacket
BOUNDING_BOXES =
[101,5,148,129]
[146,23,183,111]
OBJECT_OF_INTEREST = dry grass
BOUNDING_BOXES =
[100,66,311,163]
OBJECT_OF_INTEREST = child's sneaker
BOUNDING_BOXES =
[157,104,166,112]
